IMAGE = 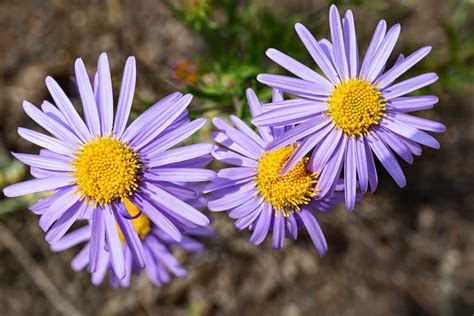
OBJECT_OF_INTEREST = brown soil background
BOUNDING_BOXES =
[0,0,473,315]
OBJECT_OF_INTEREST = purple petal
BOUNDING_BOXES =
[146,168,216,182]
[102,204,125,279]
[355,137,368,193]
[212,131,258,160]
[41,101,67,124]
[216,166,256,180]
[285,215,298,240]
[208,181,258,212]
[343,10,359,78]
[367,132,406,187]
[39,186,79,231]
[72,243,90,271]
[31,167,68,179]
[80,203,94,220]
[22,101,82,147]
[89,209,105,273]
[235,202,264,231]
[265,117,331,152]
[280,123,334,175]
[269,89,287,138]
[45,201,82,243]
[153,154,212,169]
[359,20,387,78]
[388,96,438,112]
[12,152,72,172]
[140,118,206,157]
[329,5,349,81]
[3,175,72,197]
[17,128,73,157]
[272,213,285,249]
[310,127,342,174]
[147,236,187,278]
[143,182,209,226]
[249,203,272,245]
[377,128,414,164]
[365,24,401,81]
[297,208,327,255]
[252,99,327,127]
[294,23,340,85]
[377,46,432,89]
[319,39,335,65]
[393,53,405,67]
[344,137,357,210]
[39,149,70,161]
[212,147,259,168]
[228,196,264,219]
[182,226,215,237]
[122,92,182,143]
[364,138,378,192]
[97,53,114,136]
[245,88,273,143]
[113,204,146,268]
[381,117,440,148]
[383,73,438,100]
[257,74,332,99]
[91,247,109,286]
[164,154,213,169]
[316,136,347,197]
[75,58,101,136]
[398,136,422,156]
[143,246,162,286]
[118,247,132,287]
[114,56,136,137]
[134,197,183,242]
[45,76,90,141]
[130,95,193,150]
[173,235,205,252]
[392,113,445,133]
[154,181,198,200]
[204,178,254,195]
[213,117,263,158]
[29,189,65,215]
[148,143,214,167]
[266,48,332,87]
[50,224,91,252]
[230,115,265,147]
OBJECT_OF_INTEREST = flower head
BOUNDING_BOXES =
[3,53,216,280]
[205,88,347,254]
[253,5,445,210]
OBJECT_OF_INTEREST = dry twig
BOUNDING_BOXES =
[0,222,82,316]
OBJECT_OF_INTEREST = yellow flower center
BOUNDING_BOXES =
[255,146,318,217]
[327,79,386,137]
[117,199,151,243]
[72,137,141,206]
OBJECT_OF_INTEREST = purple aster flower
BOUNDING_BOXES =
[50,212,214,287]
[205,88,348,255]
[253,5,445,210]
[3,53,216,280]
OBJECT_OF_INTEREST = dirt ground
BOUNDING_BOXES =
[0,1,473,315]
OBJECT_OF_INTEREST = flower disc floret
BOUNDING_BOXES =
[327,79,386,137]
[72,137,141,206]
[255,146,317,216]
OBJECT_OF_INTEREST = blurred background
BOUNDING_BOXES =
[0,0,473,315]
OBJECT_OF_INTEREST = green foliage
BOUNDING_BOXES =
[164,0,315,124]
